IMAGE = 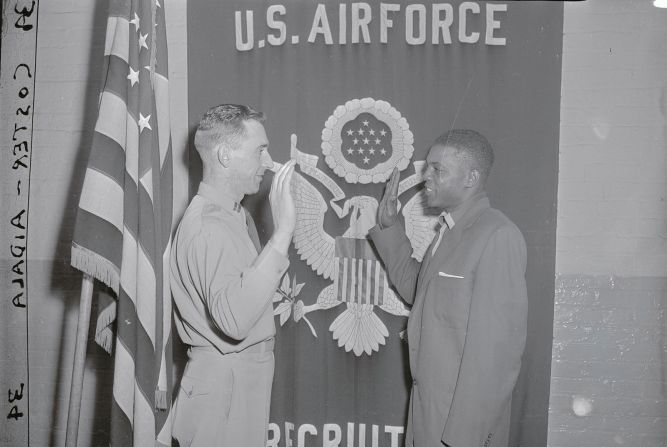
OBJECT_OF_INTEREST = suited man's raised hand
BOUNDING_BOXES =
[378,167,400,229]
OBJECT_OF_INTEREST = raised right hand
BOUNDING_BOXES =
[269,159,296,252]
[378,167,400,229]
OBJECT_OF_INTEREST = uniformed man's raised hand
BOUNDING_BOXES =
[378,167,400,229]
[269,159,296,254]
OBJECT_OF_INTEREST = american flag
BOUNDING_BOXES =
[340,112,393,170]
[70,0,173,445]
[334,237,388,305]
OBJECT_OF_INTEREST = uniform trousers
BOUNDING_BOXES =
[172,341,275,447]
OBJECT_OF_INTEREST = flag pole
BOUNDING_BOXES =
[65,273,95,447]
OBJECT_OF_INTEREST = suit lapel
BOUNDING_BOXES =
[418,196,490,288]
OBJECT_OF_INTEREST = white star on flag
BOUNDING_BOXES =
[138,113,152,133]
[129,12,140,30]
[139,33,149,50]
[127,67,139,86]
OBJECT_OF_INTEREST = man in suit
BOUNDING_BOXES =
[369,129,528,447]
[170,104,296,446]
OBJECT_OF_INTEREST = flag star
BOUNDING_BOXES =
[363,157,370,164]
[127,67,139,86]
[380,129,387,136]
[346,129,354,136]
[139,33,149,50]
[357,128,365,135]
[363,120,369,126]
[363,138,370,145]
[369,129,375,136]
[138,113,152,133]
[347,147,354,154]
[357,148,364,154]
[353,138,359,145]
[369,148,375,155]
[129,12,140,30]
[375,138,381,144]
[380,148,387,155]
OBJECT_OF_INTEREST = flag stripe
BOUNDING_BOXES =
[105,54,132,100]
[72,210,123,269]
[109,0,133,20]
[159,149,173,247]
[78,169,125,233]
[110,398,133,445]
[154,73,171,166]
[135,250,157,344]
[106,16,131,61]
[112,340,136,428]
[116,289,159,405]
[86,132,126,189]
[137,184,158,264]
[94,92,140,182]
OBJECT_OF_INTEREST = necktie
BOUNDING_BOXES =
[431,212,454,256]
[243,208,262,252]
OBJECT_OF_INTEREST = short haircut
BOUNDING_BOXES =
[433,129,494,182]
[194,104,265,156]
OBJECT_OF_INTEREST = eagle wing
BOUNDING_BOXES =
[292,172,336,280]
[402,188,439,262]
[379,288,410,317]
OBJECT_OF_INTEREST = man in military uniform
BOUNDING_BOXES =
[170,104,296,446]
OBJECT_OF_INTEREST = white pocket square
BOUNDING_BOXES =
[438,272,465,279]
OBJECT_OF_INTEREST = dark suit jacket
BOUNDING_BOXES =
[370,194,527,447]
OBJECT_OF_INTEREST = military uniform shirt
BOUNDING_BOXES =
[171,182,289,353]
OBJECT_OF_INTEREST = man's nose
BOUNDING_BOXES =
[262,151,273,168]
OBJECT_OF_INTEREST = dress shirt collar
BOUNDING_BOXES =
[440,191,488,229]
[197,182,243,213]
[430,192,488,257]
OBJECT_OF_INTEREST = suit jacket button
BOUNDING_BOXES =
[413,379,417,385]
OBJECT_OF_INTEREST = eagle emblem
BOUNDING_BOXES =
[273,99,439,356]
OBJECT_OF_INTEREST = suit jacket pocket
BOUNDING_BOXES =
[433,275,473,329]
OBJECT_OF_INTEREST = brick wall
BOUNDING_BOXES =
[550,1,667,446]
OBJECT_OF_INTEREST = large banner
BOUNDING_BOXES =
[187,2,562,446]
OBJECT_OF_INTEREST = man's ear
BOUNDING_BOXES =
[217,145,231,168]
[466,168,481,188]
